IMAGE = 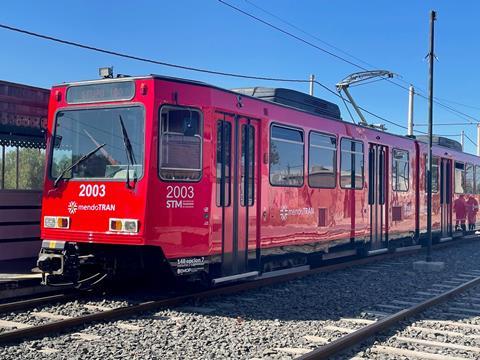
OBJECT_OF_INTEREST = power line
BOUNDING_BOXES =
[465,133,477,147]
[390,80,480,123]
[242,0,376,70]
[416,122,477,126]
[395,76,480,112]
[223,2,473,143]
[0,22,416,133]
[217,0,368,71]
[220,1,480,125]
[0,23,309,83]
[432,97,480,111]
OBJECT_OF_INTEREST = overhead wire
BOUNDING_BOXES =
[217,0,367,71]
[0,22,417,133]
[416,122,477,126]
[431,97,480,111]
[465,133,477,147]
[220,0,480,125]
[242,0,377,70]
[0,23,309,83]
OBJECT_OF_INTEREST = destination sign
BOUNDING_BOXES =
[66,81,135,104]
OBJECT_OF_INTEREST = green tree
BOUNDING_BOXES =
[3,147,46,190]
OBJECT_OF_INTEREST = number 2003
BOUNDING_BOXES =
[166,185,194,199]
[79,184,106,197]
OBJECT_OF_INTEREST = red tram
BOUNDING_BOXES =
[37,74,480,286]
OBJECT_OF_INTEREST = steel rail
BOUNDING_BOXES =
[297,274,480,360]
[0,236,476,345]
[0,293,75,314]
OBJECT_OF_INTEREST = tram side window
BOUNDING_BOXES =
[476,166,480,195]
[159,107,202,181]
[308,132,336,188]
[269,125,304,187]
[392,149,409,191]
[340,139,364,189]
[465,163,474,194]
[216,120,231,207]
[454,161,465,194]
[0,145,45,190]
[241,124,255,206]
[424,155,439,193]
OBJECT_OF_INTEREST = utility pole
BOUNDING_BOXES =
[309,74,315,96]
[477,124,480,156]
[407,85,415,136]
[461,130,465,151]
[426,10,436,263]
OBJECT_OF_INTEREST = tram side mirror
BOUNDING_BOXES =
[183,117,195,136]
[53,135,63,148]
[54,112,64,148]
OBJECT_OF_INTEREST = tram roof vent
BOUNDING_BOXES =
[416,135,463,152]
[231,87,341,120]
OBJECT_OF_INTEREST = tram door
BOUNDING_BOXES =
[368,144,388,250]
[216,113,259,277]
[439,158,452,237]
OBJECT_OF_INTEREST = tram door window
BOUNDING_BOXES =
[216,121,231,207]
[0,145,45,190]
[240,124,255,207]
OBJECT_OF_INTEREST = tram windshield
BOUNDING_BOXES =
[50,106,144,181]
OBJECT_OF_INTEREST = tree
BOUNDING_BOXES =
[2,146,46,190]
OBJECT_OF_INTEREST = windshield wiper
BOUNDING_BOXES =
[119,115,137,188]
[53,143,106,188]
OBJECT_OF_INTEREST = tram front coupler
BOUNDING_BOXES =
[37,240,82,286]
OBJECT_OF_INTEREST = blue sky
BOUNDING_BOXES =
[1,1,479,153]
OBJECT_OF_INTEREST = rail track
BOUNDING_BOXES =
[0,292,76,314]
[298,270,480,359]
[0,236,477,347]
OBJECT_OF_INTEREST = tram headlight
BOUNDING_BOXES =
[56,217,70,229]
[109,218,138,233]
[123,220,138,233]
[44,216,70,229]
[44,216,56,228]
